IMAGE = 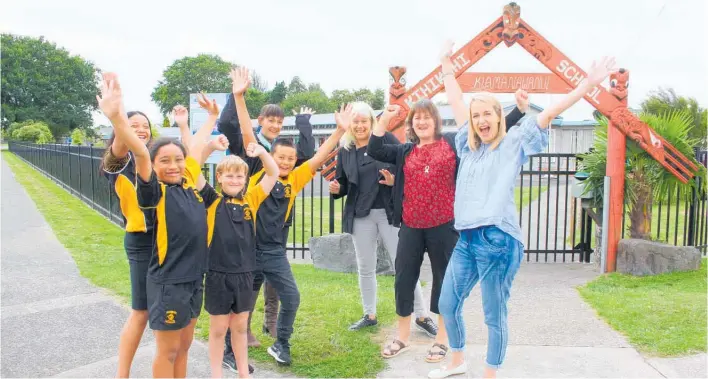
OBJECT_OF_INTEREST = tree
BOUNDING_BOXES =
[11,121,53,144]
[329,88,386,109]
[151,54,269,119]
[151,54,233,116]
[579,110,705,240]
[287,76,307,95]
[1,34,100,137]
[245,88,268,117]
[70,128,86,145]
[641,88,707,148]
[268,81,288,105]
[281,90,335,114]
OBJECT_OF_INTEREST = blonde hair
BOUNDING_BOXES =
[405,99,443,144]
[340,101,378,150]
[467,93,507,151]
[216,155,249,177]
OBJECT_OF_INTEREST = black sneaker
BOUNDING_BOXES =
[415,316,438,337]
[267,341,292,366]
[222,353,255,374]
[348,315,378,331]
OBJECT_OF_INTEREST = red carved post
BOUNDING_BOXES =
[605,69,629,272]
[387,66,409,142]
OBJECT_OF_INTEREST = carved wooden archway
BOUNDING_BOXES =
[322,2,700,272]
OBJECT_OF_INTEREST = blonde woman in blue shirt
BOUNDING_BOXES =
[429,41,617,379]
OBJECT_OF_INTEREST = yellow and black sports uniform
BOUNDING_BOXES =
[250,161,314,348]
[136,156,208,331]
[252,161,314,252]
[200,183,268,315]
[102,151,155,311]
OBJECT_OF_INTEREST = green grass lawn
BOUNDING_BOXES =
[4,152,397,378]
[286,186,547,245]
[578,259,707,356]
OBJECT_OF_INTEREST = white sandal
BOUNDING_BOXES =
[428,362,468,379]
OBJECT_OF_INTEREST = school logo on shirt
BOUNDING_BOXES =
[165,310,177,324]
[192,189,203,203]
[284,185,291,198]
[243,207,252,221]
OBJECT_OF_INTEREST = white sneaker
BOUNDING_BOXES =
[428,362,468,379]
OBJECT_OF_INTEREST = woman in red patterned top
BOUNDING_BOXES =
[368,99,525,363]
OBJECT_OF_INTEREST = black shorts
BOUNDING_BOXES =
[205,271,254,315]
[147,278,203,330]
[124,232,152,311]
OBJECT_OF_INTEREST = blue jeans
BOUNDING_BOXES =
[438,226,523,369]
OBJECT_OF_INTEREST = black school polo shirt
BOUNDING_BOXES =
[202,183,268,273]
[137,156,208,284]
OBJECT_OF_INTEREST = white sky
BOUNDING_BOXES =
[2,0,707,127]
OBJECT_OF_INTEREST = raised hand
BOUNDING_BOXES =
[172,105,189,127]
[328,179,341,195]
[439,39,454,62]
[96,72,125,121]
[292,106,316,116]
[229,67,251,96]
[197,92,219,116]
[379,169,395,186]
[378,104,401,126]
[209,135,229,151]
[245,142,266,157]
[587,56,617,87]
[514,89,529,113]
[334,104,356,131]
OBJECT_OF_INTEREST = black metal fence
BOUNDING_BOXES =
[8,141,707,262]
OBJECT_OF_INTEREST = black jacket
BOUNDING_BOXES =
[333,132,398,234]
[366,107,525,228]
[217,93,315,173]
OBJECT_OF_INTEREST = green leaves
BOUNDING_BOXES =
[10,120,53,143]
[1,34,99,137]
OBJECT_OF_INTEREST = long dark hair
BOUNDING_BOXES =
[99,111,153,172]
[148,137,187,162]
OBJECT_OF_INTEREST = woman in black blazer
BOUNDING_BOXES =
[329,102,437,334]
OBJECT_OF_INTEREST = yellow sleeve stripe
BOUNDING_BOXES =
[156,183,168,265]
[206,197,222,247]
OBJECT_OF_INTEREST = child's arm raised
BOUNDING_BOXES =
[97,73,151,182]
[173,105,192,147]
[246,143,279,193]
[305,104,355,174]
[188,93,220,161]
[536,56,616,128]
[230,67,258,149]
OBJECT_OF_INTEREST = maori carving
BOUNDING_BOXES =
[388,66,407,101]
[501,2,521,46]
[472,22,504,60]
[609,68,629,103]
[611,107,661,151]
[517,25,552,62]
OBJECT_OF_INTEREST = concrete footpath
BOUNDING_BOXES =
[0,157,287,378]
[378,257,707,378]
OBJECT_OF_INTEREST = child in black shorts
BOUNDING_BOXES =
[98,75,225,377]
[200,143,279,378]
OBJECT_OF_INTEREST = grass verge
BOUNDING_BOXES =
[578,259,707,356]
[4,152,397,378]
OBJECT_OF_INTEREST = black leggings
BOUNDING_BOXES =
[395,220,458,316]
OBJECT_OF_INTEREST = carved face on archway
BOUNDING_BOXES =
[609,69,629,102]
[502,2,521,46]
[389,66,407,100]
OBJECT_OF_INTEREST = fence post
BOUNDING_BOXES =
[687,176,699,246]
[329,195,335,233]
[89,145,96,210]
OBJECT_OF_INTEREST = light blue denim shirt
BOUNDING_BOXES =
[454,116,550,244]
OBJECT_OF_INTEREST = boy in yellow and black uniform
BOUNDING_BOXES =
[137,155,208,330]
[200,144,279,377]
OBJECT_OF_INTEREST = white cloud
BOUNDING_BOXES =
[2,0,706,126]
